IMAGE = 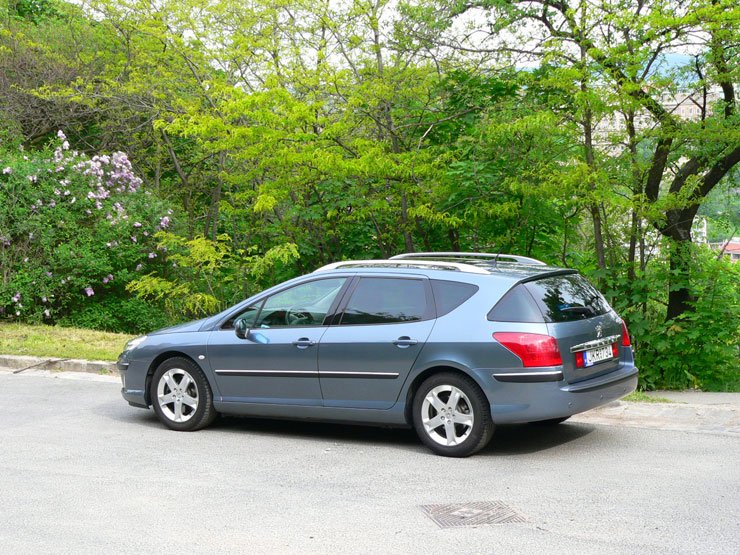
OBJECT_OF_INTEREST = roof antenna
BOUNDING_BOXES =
[492,246,500,268]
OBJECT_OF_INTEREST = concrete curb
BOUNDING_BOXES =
[0,354,116,375]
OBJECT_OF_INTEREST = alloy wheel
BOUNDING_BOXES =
[156,368,199,423]
[420,384,475,446]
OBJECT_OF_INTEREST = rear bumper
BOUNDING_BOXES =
[487,364,638,424]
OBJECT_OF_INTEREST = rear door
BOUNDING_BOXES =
[318,276,435,409]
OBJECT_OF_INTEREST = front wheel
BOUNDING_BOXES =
[150,357,217,431]
[412,373,494,457]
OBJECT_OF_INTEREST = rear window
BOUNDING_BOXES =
[340,277,430,325]
[431,280,479,317]
[488,274,611,323]
[524,274,611,322]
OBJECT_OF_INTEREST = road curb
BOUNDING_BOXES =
[0,354,116,375]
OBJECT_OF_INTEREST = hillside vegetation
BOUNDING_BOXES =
[1,0,738,389]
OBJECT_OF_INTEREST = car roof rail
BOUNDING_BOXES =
[389,252,547,266]
[314,259,490,274]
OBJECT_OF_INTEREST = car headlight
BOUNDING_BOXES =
[125,335,148,352]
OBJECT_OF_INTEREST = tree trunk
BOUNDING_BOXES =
[666,239,696,320]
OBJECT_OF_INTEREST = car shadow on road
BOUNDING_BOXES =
[212,416,424,450]
[109,405,596,455]
[206,415,596,456]
[478,423,596,456]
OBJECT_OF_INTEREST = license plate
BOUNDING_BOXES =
[583,345,613,367]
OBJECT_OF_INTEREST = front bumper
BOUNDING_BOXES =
[117,355,149,408]
[486,364,638,424]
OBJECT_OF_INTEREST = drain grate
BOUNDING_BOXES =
[420,501,528,529]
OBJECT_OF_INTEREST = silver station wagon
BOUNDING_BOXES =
[118,252,638,456]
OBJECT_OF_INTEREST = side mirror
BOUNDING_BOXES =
[234,317,249,339]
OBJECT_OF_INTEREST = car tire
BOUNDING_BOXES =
[412,372,494,457]
[529,416,570,426]
[150,357,217,431]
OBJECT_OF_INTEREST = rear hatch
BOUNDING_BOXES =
[489,271,625,383]
[522,274,623,383]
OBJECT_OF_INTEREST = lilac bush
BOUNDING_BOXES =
[0,133,174,332]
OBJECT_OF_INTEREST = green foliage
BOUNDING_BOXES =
[58,296,170,334]
[600,248,740,391]
[126,233,236,320]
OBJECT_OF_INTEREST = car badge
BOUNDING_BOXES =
[595,324,603,338]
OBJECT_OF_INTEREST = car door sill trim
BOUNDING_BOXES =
[215,369,319,377]
[321,371,400,379]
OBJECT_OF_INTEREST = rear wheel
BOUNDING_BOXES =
[412,372,494,457]
[150,357,217,431]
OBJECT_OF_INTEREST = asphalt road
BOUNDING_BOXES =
[0,370,738,554]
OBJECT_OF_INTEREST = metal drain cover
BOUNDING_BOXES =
[420,501,528,528]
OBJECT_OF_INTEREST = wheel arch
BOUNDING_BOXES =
[145,351,207,405]
[402,363,486,426]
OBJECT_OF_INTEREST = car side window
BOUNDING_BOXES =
[339,277,429,325]
[252,278,347,328]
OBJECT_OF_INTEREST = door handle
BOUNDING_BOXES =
[392,336,418,348]
[292,338,316,349]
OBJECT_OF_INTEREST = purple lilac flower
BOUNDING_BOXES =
[12,292,21,303]
[159,216,171,228]
[148,252,156,259]
[131,236,137,243]
[102,274,113,284]
[2,167,11,175]
[84,287,94,297]
[46,271,52,277]
[135,264,143,271]
[133,221,142,228]
[28,175,37,183]
[57,130,67,141]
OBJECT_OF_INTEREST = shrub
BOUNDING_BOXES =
[0,132,174,331]
[599,246,740,391]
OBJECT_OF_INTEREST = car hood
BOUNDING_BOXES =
[149,318,207,335]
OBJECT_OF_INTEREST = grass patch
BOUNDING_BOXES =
[0,322,134,361]
[623,391,674,403]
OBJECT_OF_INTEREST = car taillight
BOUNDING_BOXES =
[621,321,631,347]
[493,332,563,367]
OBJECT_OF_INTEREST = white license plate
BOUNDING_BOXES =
[583,345,613,367]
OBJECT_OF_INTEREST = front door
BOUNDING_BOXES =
[207,277,348,405]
